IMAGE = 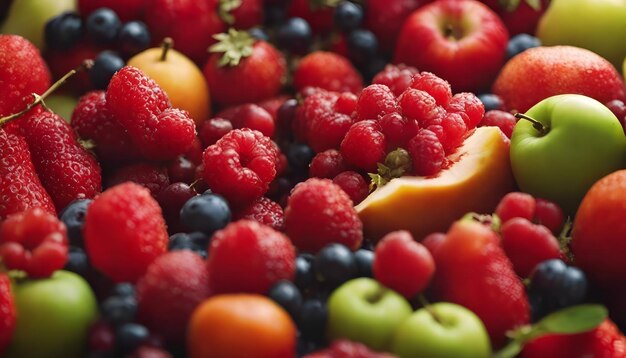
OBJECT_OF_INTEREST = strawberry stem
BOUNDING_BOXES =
[0,60,94,128]
[160,37,173,61]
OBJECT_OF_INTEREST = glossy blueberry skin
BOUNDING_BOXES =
[506,34,541,61]
[45,12,83,50]
[118,20,151,55]
[59,199,92,247]
[268,280,303,318]
[528,259,588,319]
[89,51,125,90]
[314,244,358,288]
[334,1,364,33]
[478,93,504,112]
[276,17,312,55]
[180,193,231,236]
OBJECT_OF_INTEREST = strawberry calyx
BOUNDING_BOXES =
[218,0,242,25]
[498,0,542,12]
[209,28,255,67]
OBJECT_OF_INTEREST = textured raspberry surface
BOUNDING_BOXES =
[410,71,453,107]
[340,120,386,172]
[234,197,284,231]
[407,129,445,176]
[106,163,170,198]
[309,149,349,179]
[372,64,419,97]
[332,171,369,205]
[354,84,398,122]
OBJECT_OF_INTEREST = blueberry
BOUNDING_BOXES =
[86,8,122,44]
[268,280,302,318]
[248,27,269,41]
[295,254,315,290]
[180,194,231,236]
[478,93,504,112]
[314,244,358,287]
[118,20,150,55]
[59,199,92,247]
[353,249,374,278]
[65,246,89,275]
[334,1,363,33]
[298,299,328,341]
[100,295,137,325]
[115,323,149,353]
[112,283,135,298]
[347,29,378,65]
[506,33,541,61]
[168,233,198,251]
[287,143,315,174]
[529,259,588,317]
[276,17,312,55]
[45,12,83,50]
[297,339,321,356]
[189,231,211,248]
[89,51,125,90]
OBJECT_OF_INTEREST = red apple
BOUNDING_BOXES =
[394,0,508,93]
[492,46,626,112]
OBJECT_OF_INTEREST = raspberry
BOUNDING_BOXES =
[0,128,56,219]
[373,230,435,298]
[136,251,211,344]
[293,51,363,94]
[202,129,277,207]
[106,66,196,160]
[334,92,358,115]
[437,112,468,153]
[305,339,395,358]
[410,72,453,107]
[71,91,141,164]
[332,171,369,205]
[285,178,363,253]
[106,163,170,198]
[217,104,275,138]
[199,118,233,147]
[495,192,536,223]
[309,149,350,179]
[17,110,102,211]
[85,182,168,283]
[234,197,284,231]
[0,274,16,355]
[340,120,386,172]
[0,207,68,278]
[479,110,517,138]
[447,92,485,129]
[407,129,446,176]
[207,220,296,294]
[501,218,562,278]
[372,64,420,97]
[535,198,565,235]
[354,84,398,121]
[398,88,443,126]
[379,112,419,149]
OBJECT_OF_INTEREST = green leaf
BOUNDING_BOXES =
[218,0,242,25]
[525,0,542,11]
[208,28,255,67]
[537,305,608,335]
[499,0,521,12]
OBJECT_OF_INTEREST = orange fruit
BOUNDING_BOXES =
[187,294,296,358]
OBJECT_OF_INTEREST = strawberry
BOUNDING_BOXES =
[0,35,51,117]
[106,66,197,161]
[78,0,147,21]
[0,128,56,219]
[84,182,168,283]
[0,273,16,355]
[15,109,102,212]
[203,29,287,108]
[293,51,363,94]
[427,220,530,347]
[520,319,626,358]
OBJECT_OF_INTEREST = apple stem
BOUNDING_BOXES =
[515,113,548,135]
[0,60,94,128]
[160,37,174,61]
[418,294,443,325]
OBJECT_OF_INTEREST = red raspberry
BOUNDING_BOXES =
[84,182,168,283]
[199,118,233,147]
[305,340,395,358]
[479,110,517,138]
[207,220,296,294]
[372,64,420,97]
[447,92,485,129]
[0,128,56,219]
[333,171,369,205]
[407,129,446,176]
[234,197,284,231]
[106,66,196,161]
[71,91,142,164]
[379,112,419,149]
[217,104,275,138]
[410,72,453,107]
[0,207,68,278]
[501,218,562,278]
[340,120,386,172]
[495,192,536,223]
[285,178,363,253]
[535,198,565,235]
[137,250,211,344]
[17,110,102,211]
[309,149,350,179]
[106,163,170,198]
[202,129,277,207]
[373,230,435,299]
[293,51,363,94]
[437,112,468,153]
[0,273,16,355]
[354,84,398,121]
[334,92,358,116]
[398,88,443,126]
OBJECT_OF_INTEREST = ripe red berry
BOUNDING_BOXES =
[309,149,350,179]
[534,198,565,235]
[372,64,419,97]
[217,103,275,138]
[379,112,419,149]
[333,171,369,205]
[354,84,398,121]
[285,178,363,253]
[85,182,168,283]
[437,112,468,153]
[398,88,443,127]
[0,273,16,355]
[340,120,386,172]
[495,192,536,223]
[479,110,517,139]
[199,118,233,148]
[447,92,485,129]
[106,163,170,198]
[410,72,453,107]
[374,230,435,298]
[334,92,358,115]
[207,220,296,294]
[234,196,284,231]
[407,129,446,176]
[294,51,363,94]
[156,182,197,234]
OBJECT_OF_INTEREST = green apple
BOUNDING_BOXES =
[510,94,626,215]
[537,0,626,69]
[1,0,76,49]
[46,93,79,123]
[391,302,491,358]
[5,270,98,358]
[326,277,413,352]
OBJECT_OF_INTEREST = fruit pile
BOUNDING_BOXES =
[3,0,626,357]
